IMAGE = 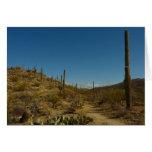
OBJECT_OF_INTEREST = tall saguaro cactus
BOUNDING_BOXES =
[35,65,37,73]
[57,75,58,81]
[124,30,132,109]
[76,83,77,90]
[40,67,43,81]
[61,75,63,83]
[63,69,66,89]
[34,65,37,76]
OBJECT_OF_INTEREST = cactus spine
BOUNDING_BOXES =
[124,30,132,109]
[63,69,66,89]
[40,67,43,81]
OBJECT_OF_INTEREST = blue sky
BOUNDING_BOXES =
[7,27,145,88]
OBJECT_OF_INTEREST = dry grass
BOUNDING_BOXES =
[7,67,145,125]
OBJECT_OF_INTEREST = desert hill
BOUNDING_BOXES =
[7,67,145,125]
[95,78,144,105]
[95,78,144,91]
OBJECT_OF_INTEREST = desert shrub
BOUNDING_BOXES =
[9,116,21,124]
[8,106,31,124]
[71,100,83,109]
[7,92,16,102]
[64,107,76,114]
[15,82,28,91]
[26,103,42,113]
[58,83,62,92]
[110,110,127,119]
[27,69,32,72]
[14,91,33,101]
[48,83,55,89]
[61,88,74,99]
[70,94,84,109]
[96,96,108,105]
[48,94,61,108]
[33,118,44,125]
[15,66,21,70]
[32,81,41,87]
[66,85,75,91]
[47,115,93,125]
[131,90,144,106]
[10,75,19,82]
[102,89,125,106]
[9,66,14,70]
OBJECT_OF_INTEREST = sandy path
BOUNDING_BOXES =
[84,104,125,125]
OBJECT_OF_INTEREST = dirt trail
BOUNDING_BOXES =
[84,104,125,125]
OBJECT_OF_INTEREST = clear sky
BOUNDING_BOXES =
[7,27,145,88]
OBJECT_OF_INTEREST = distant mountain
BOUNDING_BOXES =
[95,78,144,91]
[94,78,145,105]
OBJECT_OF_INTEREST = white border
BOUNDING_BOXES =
[0,0,152,152]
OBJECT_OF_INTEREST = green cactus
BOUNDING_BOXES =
[22,64,24,71]
[40,67,43,81]
[124,30,132,109]
[56,75,58,81]
[75,82,78,91]
[34,65,37,73]
[63,69,66,89]
[61,75,63,83]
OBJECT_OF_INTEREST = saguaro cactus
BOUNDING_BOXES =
[124,30,132,109]
[34,65,37,73]
[61,75,63,83]
[93,81,94,91]
[76,83,77,90]
[63,69,66,89]
[40,67,43,81]
[22,64,24,71]
[57,75,58,81]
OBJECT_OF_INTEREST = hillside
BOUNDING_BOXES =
[95,78,144,90]
[95,78,145,105]
[7,67,145,125]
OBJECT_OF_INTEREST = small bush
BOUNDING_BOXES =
[70,95,84,109]
[61,88,74,99]
[33,118,44,125]
[64,107,75,114]
[11,75,19,82]
[48,83,55,89]
[15,66,21,70]
[102,89,125,106]
[8,106,30,124]
[15,82,28,91]
[32,81,41,87]
[48,94,61,108]
[58,83,62,92]
[26,103,42,113]
[71,100,83,109]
